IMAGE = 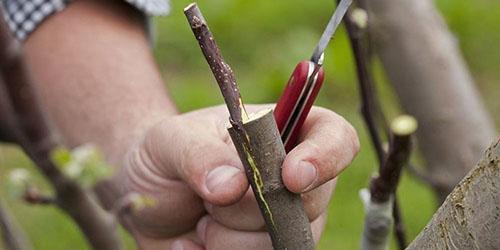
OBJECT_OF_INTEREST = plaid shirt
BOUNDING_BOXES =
[1,0,170,40]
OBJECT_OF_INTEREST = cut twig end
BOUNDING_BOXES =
[351,8,368,29]
[226,109,272,129]
[391,115,418,136]
[184,2,197,12]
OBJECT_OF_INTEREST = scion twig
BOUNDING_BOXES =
[184,4,314,249]
[183,3,248,125]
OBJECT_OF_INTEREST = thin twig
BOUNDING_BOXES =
[342,5,409,248]
[23,186,56,205]
[0,200,32,250]
[392,198,407,248]
[184,3,248,125]
[370,116,416,202]
[342,4,385,165]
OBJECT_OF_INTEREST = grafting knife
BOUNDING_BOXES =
[274,0,352,152]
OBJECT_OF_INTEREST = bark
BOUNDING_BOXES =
[0,15,122,250]
[184,3,247,123]
[370,116,415,203]
[343,7,407,247]
[228,110,314,250]
[361,116,416,250]
[407,138,500,249]
[0,201,32,250]
[184,4,313,248]
[360,189,393,250]
[365,0,497,202]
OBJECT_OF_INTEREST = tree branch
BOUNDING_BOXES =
[22,186,55,205]
[343,5,409,248]
[184,3,248,124]
[370,116,416,203]
[0,14,122,250]
[408,138,500,249]
[364,0,496,203]
[184,4,314,249]
[0,200,32,250]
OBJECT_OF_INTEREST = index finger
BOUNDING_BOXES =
[282,106,360,193]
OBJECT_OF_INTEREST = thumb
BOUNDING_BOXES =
[145,116,248,206]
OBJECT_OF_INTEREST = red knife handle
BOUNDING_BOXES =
[274,60,325,152]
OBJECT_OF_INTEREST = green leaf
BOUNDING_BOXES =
[50,144,113,188]
[50,147,72,169]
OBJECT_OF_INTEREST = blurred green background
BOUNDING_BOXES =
[1,0,499,249]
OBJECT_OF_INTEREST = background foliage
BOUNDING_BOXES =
[1,0,499,249]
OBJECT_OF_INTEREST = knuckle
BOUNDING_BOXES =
[346,123,361,155]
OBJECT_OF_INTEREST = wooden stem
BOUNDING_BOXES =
[364,0,496,203]
[0,14,122,250]
[184,4,313,249]
[228,110,314,250]
[343,5,408,248]
[0,200,32,250]
[370,116,416,203]
[184,3,247,124]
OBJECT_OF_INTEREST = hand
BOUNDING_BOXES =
[118,104,359,249]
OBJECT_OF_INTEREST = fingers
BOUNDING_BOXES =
[282,107,360,193]
[205,179,336,231]
[133,229,203,250]
[144,112,249,206]
[171,240,204,250]
[196,213,327,250]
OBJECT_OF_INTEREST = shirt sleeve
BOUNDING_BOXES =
[1,0,170,41]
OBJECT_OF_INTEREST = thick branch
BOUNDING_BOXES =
[184,4,313,249]
[0,15,122,250]
[408,138,500,249]
[228,110,314,250]
[365,0,496,202]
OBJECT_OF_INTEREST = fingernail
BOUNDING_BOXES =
[171,240,183,250]
[296,161,317,192]
[206,165,241,194]
[197,216,209,243]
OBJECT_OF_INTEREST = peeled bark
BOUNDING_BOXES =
[365,0,496,202]
[407,138,500,249]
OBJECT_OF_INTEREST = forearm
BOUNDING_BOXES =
[23,0,176,165]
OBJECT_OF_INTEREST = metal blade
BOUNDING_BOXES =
[310,0,353,64]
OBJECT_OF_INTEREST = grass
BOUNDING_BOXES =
[1,0,498,248]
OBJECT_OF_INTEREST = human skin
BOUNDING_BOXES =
[22,0,360,249]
